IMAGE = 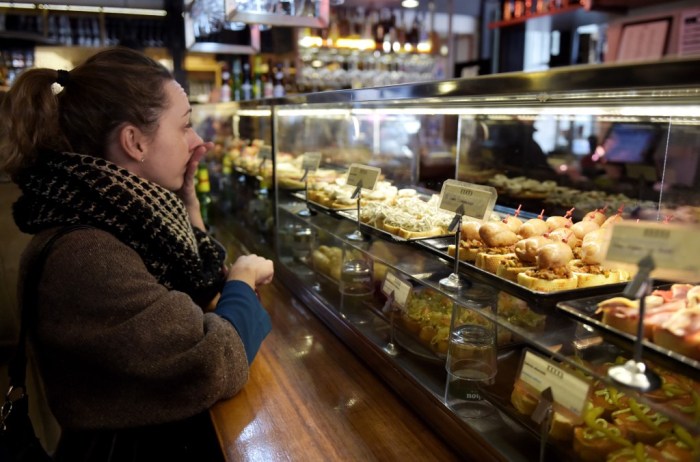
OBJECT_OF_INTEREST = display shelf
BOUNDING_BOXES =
[557,289,700,382]
[198,58,700,459]
[489,4,583,30]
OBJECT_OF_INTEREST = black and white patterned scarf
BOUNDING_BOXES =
[13,150,226,301]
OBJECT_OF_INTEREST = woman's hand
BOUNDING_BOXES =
[227,254,274,291]
[178,142,214,230]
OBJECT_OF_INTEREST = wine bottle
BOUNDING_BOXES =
[264,60,274,98]
[196,163,212,227]
[242,61,252,100]
[273,63,285,97]
[220,69,232,102]
[232,58,242,101]
[252,55,263,99]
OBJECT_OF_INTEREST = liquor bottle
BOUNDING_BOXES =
[282,60,295,95]
[264,60,274,98]
[220,69,232,102]
[252,55,263,99]
[408,11,420,46]
[241,61,252,100]
[428,1,440,54]
[232,58,242,101]
[273,63,285,97]
[195,163,212,227]
[395,9,406,48]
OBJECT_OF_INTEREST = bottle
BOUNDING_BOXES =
[220,70,232,102]
[264,60,274,98]
[273,63,285,97]
[252,55,263,99]
[195,163,212,227]
[241,61,252,100]
[282,59,295,95]
[395,9,406,48]
[408,11,420,46]
[232,58,242,101]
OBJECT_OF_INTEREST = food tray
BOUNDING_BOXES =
[557,290,700,380]
[415,237,629,310]
[290,191,356,213]
[336,209,455,242]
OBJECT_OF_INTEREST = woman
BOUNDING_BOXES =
[0,48,273,460]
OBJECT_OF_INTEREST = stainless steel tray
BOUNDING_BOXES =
[557,290,700,380]
[416,236,629,310]
[290,191,356,212]
[336,209,455,242]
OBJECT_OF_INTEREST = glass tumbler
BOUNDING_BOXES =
[444,284,498,419]
[339,246,374,324]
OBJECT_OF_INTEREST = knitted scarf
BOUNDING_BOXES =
[13,150,226,301]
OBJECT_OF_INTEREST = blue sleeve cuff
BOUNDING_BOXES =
[214,280,272,364]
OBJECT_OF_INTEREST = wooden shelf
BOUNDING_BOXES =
[489,4,583,29]
[488,0,682,29]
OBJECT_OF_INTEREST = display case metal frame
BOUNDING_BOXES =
[220,57,700,460]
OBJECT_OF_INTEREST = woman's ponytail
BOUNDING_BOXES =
[0,69,68,177]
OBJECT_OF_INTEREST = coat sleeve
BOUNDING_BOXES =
[29,228,250,430]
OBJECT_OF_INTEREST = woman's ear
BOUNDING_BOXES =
[118,124,147,163]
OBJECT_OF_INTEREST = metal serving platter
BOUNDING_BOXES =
[557,290,700,380]
[290,191,356,213]
[415,236,629,310]
[336,209,455,242]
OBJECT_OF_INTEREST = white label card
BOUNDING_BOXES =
[438,179,497,221]
[346,163,381,190]
[518,350,590,417]
[605,221,700,282]
[381,272,412,311]
[258,145,272,160]
[301,152,322,171]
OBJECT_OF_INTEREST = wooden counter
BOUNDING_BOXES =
[210,277,461,461]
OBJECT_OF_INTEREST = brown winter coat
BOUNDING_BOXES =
[18,227,248,430]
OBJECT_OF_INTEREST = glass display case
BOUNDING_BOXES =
[191,100,275,253]
[205,58,700,460]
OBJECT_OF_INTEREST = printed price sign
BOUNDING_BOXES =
[518,350,590,417]
[381,272,412,312]
[605,221,700,282]
[626,164,657,182]
[345,164,381,191]
[301,152,322,171]
[257,145,272,160]
[438,179,497,221]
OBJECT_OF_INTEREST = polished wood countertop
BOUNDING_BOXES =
[210,277,461,461]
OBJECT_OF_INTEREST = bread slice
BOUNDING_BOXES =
[568,260,620,288]
[496,256,536,282]
[517,270,578,292]
[447,244,480,262]
[476,252,517,274]
[398,226,444,240]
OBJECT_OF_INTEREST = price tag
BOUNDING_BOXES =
[605,221,700,282]
[258,145,272,160]
[345,163,381,191]
[381,272,412,311]
[625,164,657,182]
[517,350,590,417]
[438,179,497,221]
[301,152,322,171]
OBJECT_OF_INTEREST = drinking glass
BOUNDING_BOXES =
[339,246,374,324]
[444,284,498,419]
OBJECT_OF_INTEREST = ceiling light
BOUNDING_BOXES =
[0,3,168,16]
[401,0,419,8]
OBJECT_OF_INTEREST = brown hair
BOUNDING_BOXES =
[0,47,173,177]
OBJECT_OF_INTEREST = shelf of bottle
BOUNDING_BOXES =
[488,4,583,29]
[298,35,434,54]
